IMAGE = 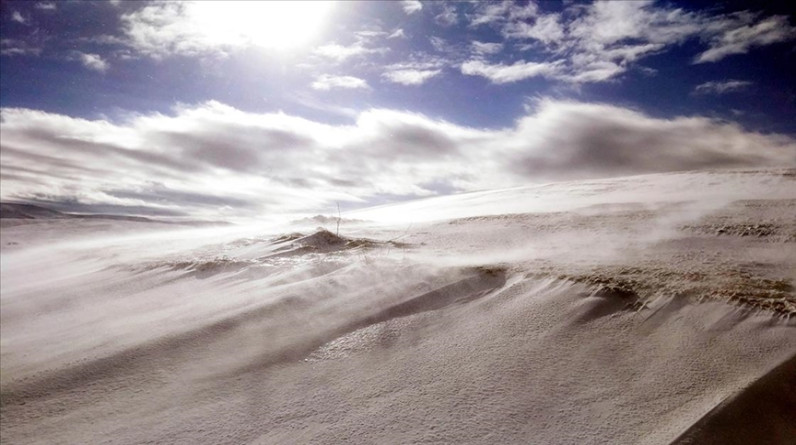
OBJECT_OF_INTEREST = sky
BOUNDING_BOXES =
[1,0,794,221]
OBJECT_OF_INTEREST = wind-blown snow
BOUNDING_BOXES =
[1,169,794,444]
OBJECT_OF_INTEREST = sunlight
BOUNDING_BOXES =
[187,1,335,51]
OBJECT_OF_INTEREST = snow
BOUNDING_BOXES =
[1,168,794,444]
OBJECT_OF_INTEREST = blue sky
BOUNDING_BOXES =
[1,1,794,220]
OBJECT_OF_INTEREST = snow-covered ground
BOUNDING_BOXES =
[1,169,794,444]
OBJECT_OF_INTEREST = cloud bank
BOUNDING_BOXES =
[2,100,793,220]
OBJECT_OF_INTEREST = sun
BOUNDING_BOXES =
[186,1,336,51]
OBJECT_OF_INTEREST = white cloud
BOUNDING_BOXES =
[0,39,42,57]
[11,11,29,24]
[382,69,441,86]
[503,13,565,45]
[560,2,697,82]
[470,1,682,82]
[382,57,447,85]
[471,41,503,56]
[311,74,369,91]
[693,80,753,95]
[401,0,422,15]
[385,58,446,70]
[71,52,110,72]
[567,1,697,46]
[560,60,625,83]
[35,2,57,11]
[314,42,388,62]
[695,15,796,63]
[426,35,467,59]
[388,29,407,39]
[469,1,537,27]
[354,29,387,41]
[2,100,793,218]
[468,2,508,27]
[470,1,795,84]
[461,60,562,84]
[429,36,449,53]
[435,4,458,27]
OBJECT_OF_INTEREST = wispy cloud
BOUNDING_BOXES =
[467,1,795,84]
[383,58,447,85]
[314,42,388,62]
[461,60,562,84]
[693,80,753,95]
[470,41,503,56]
[503,13,564,45]
[4,100,791,218]
[382,69,441,86]
[401,0,422,15]
[435,4,458,27]
[429,36,448,53]
[311,74,369,91]
[469,1,537,28]
[387,28,406,40]
[35,2,57,11]
[695,14,796,63]
[0,39,42,57]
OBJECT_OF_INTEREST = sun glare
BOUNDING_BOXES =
[188,1,335,51]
